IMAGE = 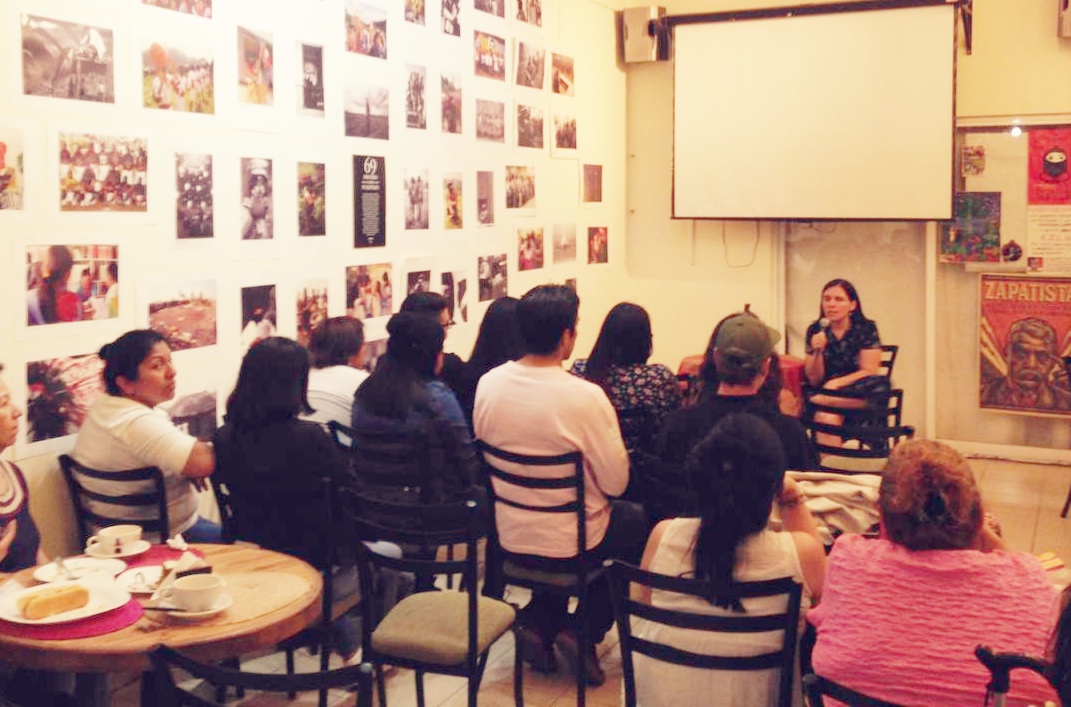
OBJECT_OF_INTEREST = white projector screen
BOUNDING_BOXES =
[672,3,955,221]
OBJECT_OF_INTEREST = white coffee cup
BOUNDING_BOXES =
[85,525,143,555]
[163,574,226,612]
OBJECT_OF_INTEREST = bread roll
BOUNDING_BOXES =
[17,585,90,620]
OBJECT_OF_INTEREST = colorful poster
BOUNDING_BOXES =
[939,192,1000,263]
[979,274,1071,416]
[354,155,385,247]
[26,353,105,443]
[1028,129,1071,205]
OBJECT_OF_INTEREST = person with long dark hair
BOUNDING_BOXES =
[450,296,525,424]
[635,413,825,707]
[27,245,81,325]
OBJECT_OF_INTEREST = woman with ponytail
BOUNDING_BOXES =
[633,413,825,707]
[810,439,1059,706]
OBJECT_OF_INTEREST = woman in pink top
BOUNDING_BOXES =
[809,440,1059,706]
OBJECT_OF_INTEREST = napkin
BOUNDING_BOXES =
[166,534,189,551]
[150,550,207,602]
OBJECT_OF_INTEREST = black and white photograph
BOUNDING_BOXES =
[59,133,147,212]
[505,165,535,209]
[553,223,577,263]
[515,41,545,90]
[238,27,274,106]
[296,279,327,346]
[518,227,544,271]
[345,80,390,140]
[475,0,505,18]
[361,338,388,372]
[346,1,388,59]
[443,173,462,229]
[27,245,119,325]
[407,270,431,294]
[553,109,577,153]
[477,254,508,301]
[477,170,494,225]
[551,52,574,96]
[582,163,602,203]
[516,103,544,149]
[143,0,212,17]
[442,271,468,323]
[476,99,505,143]
[474,31,506,81]
[148,279,218,351]
[0,128,26,211]
[22,14,114,103]
[354,155,386,247]
[299,43,325,116]
[442,72,462,134]
[406,65,426,129]
[517,0,542,27]
[240,157,273,239]
[404,168,429,229]
[298,162,326,236]
[346,263,392,319]
[240,285,277,353]
[442,0,460,36]
[176,153,213,239]
[142,38,214,114]
[405,0,425,25]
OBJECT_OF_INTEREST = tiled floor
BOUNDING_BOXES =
[111,456,1071,706]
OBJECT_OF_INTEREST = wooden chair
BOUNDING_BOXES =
[878,344,899,379]
[975,645,1057,707]
[148,644,374,707]
[58,454,170,545]
[802,673,906,707]
[476,440,602,707]
[607,560,802,707]
[338,488,516,707]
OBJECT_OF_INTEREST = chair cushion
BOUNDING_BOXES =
[502,560,604,589]
[821,455,886,474]
[371,592,515,665]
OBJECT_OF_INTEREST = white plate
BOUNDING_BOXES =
[84,539,151,560]
[33,558,127,583]
[115,566,164,595]
[154,594,233,622]
[0,580,131,625]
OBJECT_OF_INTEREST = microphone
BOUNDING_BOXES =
[819,317,830,333]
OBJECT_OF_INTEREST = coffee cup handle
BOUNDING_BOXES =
[86,536,101,550]
[161,587,175,602]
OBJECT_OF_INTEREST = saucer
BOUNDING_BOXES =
[33,557,127,583]
[158,594,233,622]
[85,539,151,560]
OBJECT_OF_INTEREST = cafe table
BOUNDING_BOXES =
[0,543,323,705]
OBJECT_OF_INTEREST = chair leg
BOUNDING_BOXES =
[415,669,426,707]
[221,657,244,699]
[286,647,297,700]
[1062,481,1071,518]
[376,664,388,707]
[514,628,525,707]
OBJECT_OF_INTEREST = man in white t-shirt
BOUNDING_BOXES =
[300,316,369,431]
[474,284,645,686]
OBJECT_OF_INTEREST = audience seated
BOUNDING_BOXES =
[809,440,1059,706]
[450,296,524,426]
[473,284,646,686]
[300,316,369,431]
[636,413,825,707]
[73,330,219,542]
[399,291,464,394]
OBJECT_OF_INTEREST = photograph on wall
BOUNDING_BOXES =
[477,170,494,225]
[582,164,602,203]
[22,15,114,103]
[1028,129,1071,206]
[176,153,213,239]
[442,73,462,134]
[518,227,544,271]
[405,0,425,25]
[517,0,542,27]
[238,27,274,106]
[443,173,462,229]
[361,338,387,372]
[148,279,217,351]
[475,0,505,18]
[354,155,386,247]
[240,284,277,353]
[240,157,273,240]
[516,103,544,149]
[475,99,505,143]
[980,274,1071,415]
[505,165,535,209]
[345,80,390,140]
[298,162,326,236]
[143,0,212,17]
[962,144,985,177]
[26,353,105,443]
[553,109,577,155]
[27,244,119,326]
[404,168,429,230]
[457,278,469,322]
[59,133,148,212]
[551,53,574,96]
[161,390,217,443]
[297,278,328,347]
[0,128,25,210]
[346,1,388,59]
[442,270,468,323]
[587,226,608,264]
[515,42,545,90]
[478,254,508,301]
[347,262,392,319]
[939,192,1000,264]
[142,38,215,114]
[299,43,325,116]
[553,223,576,263]
[407,270,431,294]
[474,31,506,81]
[406,65,427,129]
[442,0,460,36]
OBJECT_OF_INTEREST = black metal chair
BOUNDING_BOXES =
[59,454,170,545]
[802,673,906,707]
[338,487,516,707]
[328,419,357,453]
[878,344,899,379]
[975,645,1057,707]
[148,644,374,707]
[607,560,802,707]
[1060,356,1071,517]
[802,389,915,474]
[476,440,602,707]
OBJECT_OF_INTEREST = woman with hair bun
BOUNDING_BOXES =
[27,245,81,325]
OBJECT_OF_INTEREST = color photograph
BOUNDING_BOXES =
[26,353,105,443]
[515,42,545,90]
[148,280,217,351]
[27,244,119,326]
[505,165,535,209]
[22,14,114,103]
[240,284,277,353]
[240,157,273,240]
[477,170,494,225]
[361,338,388,372]
[476,99,505,143]
[443,173,462,229]
[404,169,429,229]
[297,279,328,347]
[142,38,214,114]
[59,133,148,212]
[475,0,505,18]
[346,1,388,59]
[142,0,212,17]
[298,162,326,236]
[551,53,574,96]
[518,227,544,271]
[345,80,390,140]
[582,164,602,203]
[478,254,508,301]
[346,263,392,320]
[939,192,1000,264]
[405,0,425,25]
[406,65,426,129]
[474,31,506,81]
[553,223,576,263]
[442,73,462,134]
[299,44,325,116]
[517,103,544,149]
[176,153,213,239]
[0,128,25,210]
[238,27,274,106]
[587,226,608,264]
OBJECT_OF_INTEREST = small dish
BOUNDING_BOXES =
[116,566,165,594]
[84,539,151,560]
[33,558,127,583]
[155,594,233,622]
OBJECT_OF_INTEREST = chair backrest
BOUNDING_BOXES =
[327,419,356,452]
[802,390,915,474]
[616,406,655,457]
[59,453,170,544]
[607,560,802,707]
[801,673,905,707]
[975,645,1056,705]
[879,345,898,379]
[211,479,238,545]
[149,644,374,707]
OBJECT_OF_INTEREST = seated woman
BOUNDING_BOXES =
[809,439,1059,706]
[300,316,368,430]
[570,302,681,452]
[73,330,219,542]
[0,364,45,573]
[803,279,887,448]
[449,296,524,426]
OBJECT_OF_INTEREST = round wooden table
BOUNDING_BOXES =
[0,544,322,673]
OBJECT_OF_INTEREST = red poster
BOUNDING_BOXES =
[1028,129,1071,205]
